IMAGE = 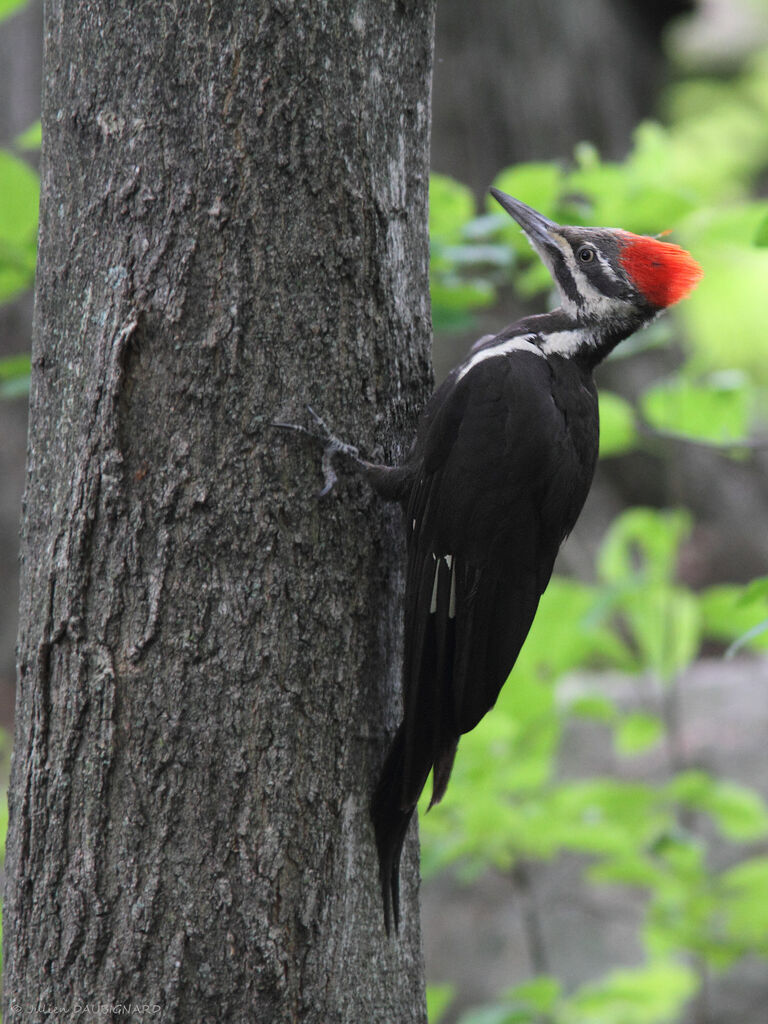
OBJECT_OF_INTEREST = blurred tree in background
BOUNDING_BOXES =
[2,1,768,1023]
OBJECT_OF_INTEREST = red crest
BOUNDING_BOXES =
[619,233,703,308]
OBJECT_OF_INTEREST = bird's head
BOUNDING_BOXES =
[490,189,703,328]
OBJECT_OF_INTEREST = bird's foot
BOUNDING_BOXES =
[272,406,365,497]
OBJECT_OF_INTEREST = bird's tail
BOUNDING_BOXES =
[371,722,458,933]
[370,725,417,935]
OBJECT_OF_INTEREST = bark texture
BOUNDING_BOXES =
[4,2,435,1021]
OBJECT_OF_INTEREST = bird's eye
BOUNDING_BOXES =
[578,246,595,263]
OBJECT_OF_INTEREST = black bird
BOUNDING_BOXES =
[280,190,702,932]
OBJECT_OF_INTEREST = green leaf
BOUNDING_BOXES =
[14,120,41,151]
[738,576,768,605]
[514,577,620,679]
[754,212,768,247]
[649,829,706,878]
[619,584,701,681]
[699,584,768,651]
[0,353,31,398]
[725,579,768,654]
[490,162,563,224]
[0,0,28,22]
[704,783,768,841]
[599,390,638,457]
[721,856,768,892]
[0,353,30,380]
[615,713,664,756]
[588,852,665,889]
[459,1006,528,1024]
[429,174,504,329]
[711,857,768,952]
[0,149,39,302]
[640,373,753,446]
[430,174,477,246]
[566,123,699,235]
[566,693,617,724]
[506,976,561,1013]
[726,617,768,658]
[430,276,496,314]
[598,510,703,680]
[515,260,554,297]
[667,771,768,840]
[0,150,39,244]
[678,237,768,382]
[541,779,666,859]
[565,960,698,1024]
[0,240,36,303]
[597,508,692,588]
[427,983,455,1024]
[684,201,768,248]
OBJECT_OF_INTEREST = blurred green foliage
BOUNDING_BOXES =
[0,351,31,398]
[0,0,38,393]
[427,58,768,1023]
[0,52,38,395]
[451,962,700,1024]
[427,53,768,1015]
[0,147,37,305]
[0,0,27,24]
[425,508,768,1024]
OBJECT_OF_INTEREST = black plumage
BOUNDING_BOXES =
[279,190,702,932]
[369,345,599,931]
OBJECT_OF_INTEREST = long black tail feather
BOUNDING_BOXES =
[428,736,458,809]
[370,725,417,934]
[371,720,460,933]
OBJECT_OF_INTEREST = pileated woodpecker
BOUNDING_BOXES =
[279,190,702,933]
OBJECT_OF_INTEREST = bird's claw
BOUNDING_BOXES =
[271,405,362,498]
[317,447,338,498]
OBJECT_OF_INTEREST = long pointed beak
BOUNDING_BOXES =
[489,188,558,247]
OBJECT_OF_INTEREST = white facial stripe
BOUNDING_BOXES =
[595,250,620,281]
[543,233,634,320]
[456,335,544,383]
[562,248,636,320]
[530,230,581,317]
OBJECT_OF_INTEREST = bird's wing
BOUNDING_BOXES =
[372,348,594,931]
[400,350,573,806]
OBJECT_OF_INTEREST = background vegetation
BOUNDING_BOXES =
[424,16,768,1024]
[1,2,768,1023]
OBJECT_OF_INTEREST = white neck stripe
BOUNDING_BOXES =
[539,329,594,356]
[456,335,545,382]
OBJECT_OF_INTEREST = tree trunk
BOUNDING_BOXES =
[4,2,435,1021]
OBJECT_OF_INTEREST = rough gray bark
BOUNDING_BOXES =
[4,2,434,1021]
